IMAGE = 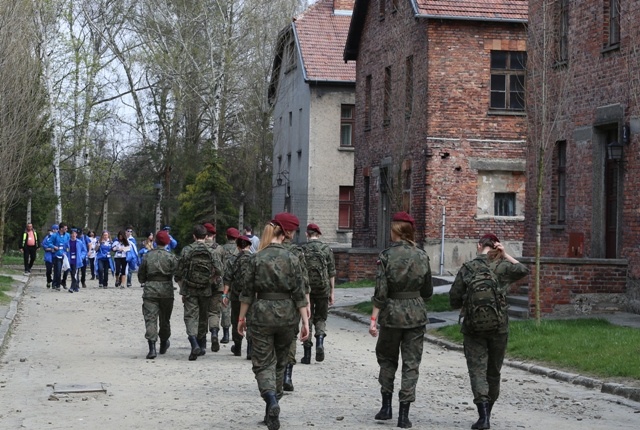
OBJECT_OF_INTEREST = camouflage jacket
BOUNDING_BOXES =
[223,249,252,301]
[282,239,310,294]
[239,243,308,327]
[449,254,529,334]
[176,241,224,297]
[138,248,178,299]
[302,239,336,297]
[372,240,433,329]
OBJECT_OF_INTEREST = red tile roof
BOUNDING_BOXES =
[294,0,356,82]
[415,0,527,22]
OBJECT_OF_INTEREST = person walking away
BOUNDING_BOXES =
[19,223,39,275]
[159,226,178,252]
[42,226,57,288]
[449,234,529,430]
[64,228,87,293]
[222,235,253,358]
[203,222,225,352]
[301,223,335,364]
[216,227,241,345]
[244,224,260,253]
[112,230,131,288]
[51,223,70,291]
[138,230,178,359]
[77,229,89,288]
[275,212,310,392]
[86,231,97,280]
[138,232,154,263]
[237,217,309,430]
[175,224,223,361]
[95,230,113,288]
[125,227,139,287]
[369,212,433,429]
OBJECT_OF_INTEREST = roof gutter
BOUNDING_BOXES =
[416,13,527,24]
[306,79,356,86]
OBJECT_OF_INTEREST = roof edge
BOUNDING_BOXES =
[417,13,527,24]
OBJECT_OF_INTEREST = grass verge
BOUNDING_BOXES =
[0,275,14,305]
[352,294,452,315]
[436,319,640,380]
[337,279,375,289]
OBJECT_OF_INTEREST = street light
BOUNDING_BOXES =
[607,141,623,161]
[276,170,290,186]
[154,182,163,233]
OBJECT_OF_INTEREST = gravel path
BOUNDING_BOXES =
[0,275,639,429]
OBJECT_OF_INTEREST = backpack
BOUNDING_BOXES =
[304,243,329,294]
[463,260,506,332]
[183,246,216,288]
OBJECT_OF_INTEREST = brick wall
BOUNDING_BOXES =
[333,248,379,282]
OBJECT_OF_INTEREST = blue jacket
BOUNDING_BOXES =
[64,238,87,268]
[96,240,113,260]
[41,234,55,263]
[51,232,70,259]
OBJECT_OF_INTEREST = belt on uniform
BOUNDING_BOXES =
[389,291,421,299]
[257,292,291,300]
[145,277,172,282]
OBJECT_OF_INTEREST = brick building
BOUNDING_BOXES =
[524,0,640,315]
[268,0,356,246]
[343,0,528,273]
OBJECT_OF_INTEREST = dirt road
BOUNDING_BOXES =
[1,275,639,429]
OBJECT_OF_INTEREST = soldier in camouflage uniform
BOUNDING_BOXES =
[276,212,309,392]
[217,227,240,344]
[222,234,253,358]
[449,233,529,430]
[369,211,433,429]
[301,223,335,364]
[237,215,309,430]
[138,230,178,359]
[203,223,225,352]
[176,224,224,361]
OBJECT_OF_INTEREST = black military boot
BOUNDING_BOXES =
[187,335,201,361]
[283,363,294,391]
[159,338,170,354]
[210,328,220,352]
[231,340,242,356]
[246,339,252,360]
[262,390,280,430]
[197,337,206,356]
[220,327,230,344]
[375,392,393,420]
[300,344,312,364]
[146,341,157,359]
[315,335,325,362]
[397,402,412,428]
[471,402,490,429]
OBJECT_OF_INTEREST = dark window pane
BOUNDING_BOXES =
[491,51,507,69]
[494,193,516,216]
[491,92,506,109]
[341,124,352,146]
[491,74,506,91]
[511,52,527,69]
[341,106,353,119]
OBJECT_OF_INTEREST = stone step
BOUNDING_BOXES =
[508,304,530,319]
[508,294,529,308]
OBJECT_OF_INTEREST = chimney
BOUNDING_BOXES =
[334,0,355,14]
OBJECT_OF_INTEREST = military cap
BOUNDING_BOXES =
[307,223,322,234]
[392,211,415,226]
[273,212,299,231]
[203,223,216,235]
[226,227,240,239]
[481,233,500,243]
[156,230,170,246]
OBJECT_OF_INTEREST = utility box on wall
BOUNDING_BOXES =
[568,232,584,257]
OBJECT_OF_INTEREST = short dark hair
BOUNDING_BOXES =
[244,225,252,232]
[58,222,67,229]
[193,224,207,239]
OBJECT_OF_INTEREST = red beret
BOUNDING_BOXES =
[273,212,299,231]
[226,227,240,239]
[156,230,170,246]
[481,233,500,243]
[203,223,216,235]
[392,211,415,226]
[307,223,322,234]
[237,235,251,243]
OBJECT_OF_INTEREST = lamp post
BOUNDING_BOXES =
[275,170,291,211]
[607,141,623,161]
[102,189,109,231]
[239,191,245,231]
[26,188,32,224]
[154,182,163,233]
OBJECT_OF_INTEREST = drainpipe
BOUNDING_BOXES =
[439,206,446,276]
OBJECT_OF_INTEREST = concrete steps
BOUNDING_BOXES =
[507,284,530,319]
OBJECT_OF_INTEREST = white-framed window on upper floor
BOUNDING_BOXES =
[490,51,526,111]
[339,186,355,229]
[340,105,354,147]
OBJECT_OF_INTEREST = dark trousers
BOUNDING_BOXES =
[23,245,37,272]
[45,261,53,285]
[230,300,244,344]
[80,262,87,284]
[88,258,95,278]
[143,297,174,342]
[69,265,79,291]
[98,259,110,286]
[52,257,63,288]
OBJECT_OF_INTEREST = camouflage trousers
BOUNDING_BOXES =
[376,325,426,403]
[221,299,231,328]
[463,332,509,404]
[204,292,223,333]
[142,297,174,342]
[303,296,328,347]
[230,300,249,344]
[183,295,210,338]
[250,324,296,396]
[286,324,300,365]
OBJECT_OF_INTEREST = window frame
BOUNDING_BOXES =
[489,51,527,112]
[338,186,355,229]
[556,141,567,224]
[405,55,413,118]
[340,104,355,147]
[383,66,391,126]
[607,0,621,48]
[365,75,372,131]
[494,192,516,217]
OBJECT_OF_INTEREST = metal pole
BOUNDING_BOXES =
[439,206,445,276]
[26,189,32,224]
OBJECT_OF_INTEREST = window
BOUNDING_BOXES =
[405,56,413,118]
[607,0,621,47]
[555,141,567,224]
[494,193,516,216]
[392,0,399,13]
[383,66,391,126]
[402,160,411,213]
[365,75,372,130]
[490,51,526,111]
[378,0,385,20]
[288,111,292,126]
[340,105,354,147]
[364,175,370,229]
[339,186,355,229]
[558,0,569,63]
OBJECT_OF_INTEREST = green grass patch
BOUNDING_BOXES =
[336,279,375,288]
[436,319,640,380]
[0,250,44,267]
[0,275,14,304]
[351,294,452,315]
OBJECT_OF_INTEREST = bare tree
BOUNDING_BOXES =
[0,0,48,256]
